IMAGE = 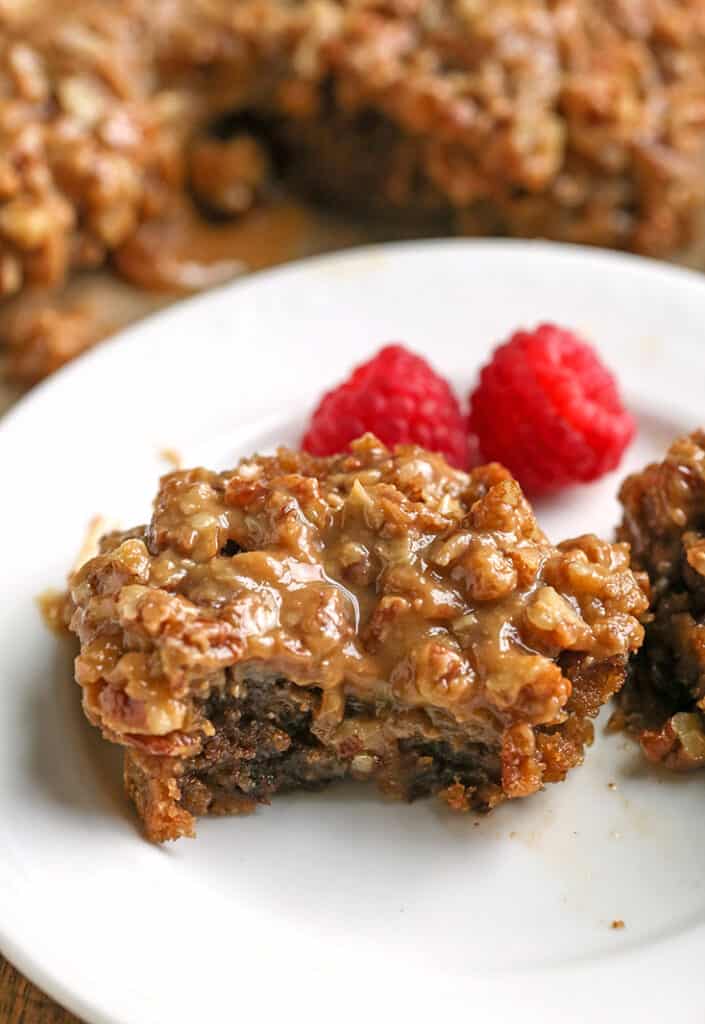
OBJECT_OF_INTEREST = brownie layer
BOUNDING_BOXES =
[125,672,506,841]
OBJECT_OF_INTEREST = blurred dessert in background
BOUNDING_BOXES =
[1,0,704,387]
[617,432,705,771]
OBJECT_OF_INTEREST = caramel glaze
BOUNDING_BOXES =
[68,435,647,824]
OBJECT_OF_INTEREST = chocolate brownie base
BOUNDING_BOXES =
[125,674,507,842]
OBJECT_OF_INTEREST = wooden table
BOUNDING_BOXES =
[0,957,81,1023]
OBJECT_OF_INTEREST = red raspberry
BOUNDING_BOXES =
[302,344,469,469]
[468,324,635,495]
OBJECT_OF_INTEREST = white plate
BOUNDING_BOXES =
[1,240,704,1024]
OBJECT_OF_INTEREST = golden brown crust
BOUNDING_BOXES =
[66,435,647,839]
[124,752,197,843]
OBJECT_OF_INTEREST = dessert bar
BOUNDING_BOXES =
[66,436,647,839]
[618,432,705,769]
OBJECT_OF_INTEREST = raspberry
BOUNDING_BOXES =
[302,344,469,469]
[468,324,635,495]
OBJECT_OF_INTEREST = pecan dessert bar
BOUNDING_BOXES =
[617,431,705,769]
[3,0,705,385]
[65,436,647,841]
